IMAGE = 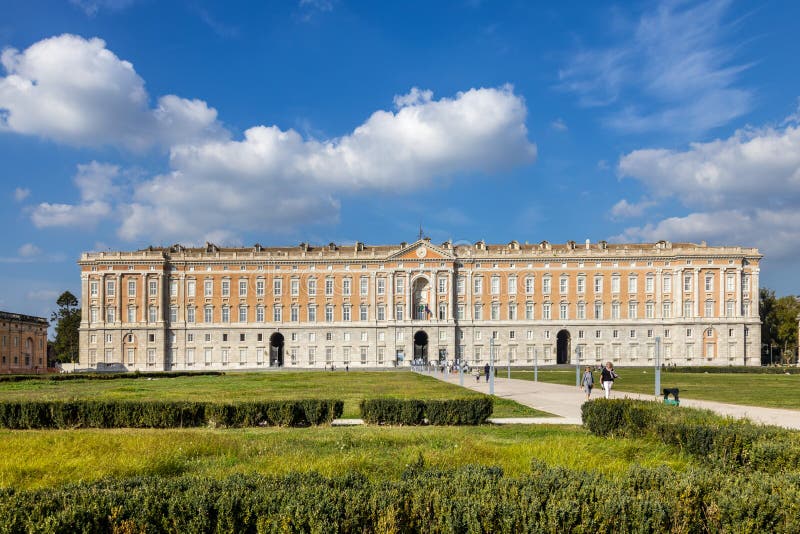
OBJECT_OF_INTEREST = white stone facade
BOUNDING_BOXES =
[78,239,762,371]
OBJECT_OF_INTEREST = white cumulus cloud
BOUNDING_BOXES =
[616,106,800,260]
[17,243,42,257]
[30,161,120,228]
[0,34,226,150]
[610,198,656,219]
[13,187,30,201]
[118,85,537,242]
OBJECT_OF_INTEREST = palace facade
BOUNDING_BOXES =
[78,239,761,371]
[0,311,49,373]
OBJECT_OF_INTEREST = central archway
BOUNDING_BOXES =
[412,277,431,320]
[270,332,285,367]
[413,330,429,363]
[556,329,571,364]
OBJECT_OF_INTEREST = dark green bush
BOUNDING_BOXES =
[0,400,342,429]
[583,399,800,472]
[663,365,800,374]
[359,398,492,425]
[1,464,799,532]
[425,398,493,425]
[359,398,426,425]
[0,371,225,383]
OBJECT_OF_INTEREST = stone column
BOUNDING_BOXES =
[735,267,742,317]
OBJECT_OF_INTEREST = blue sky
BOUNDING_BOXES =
[2,0,800,324]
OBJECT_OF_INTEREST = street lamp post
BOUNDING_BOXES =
[489,337,495,396]
[534,348,538,382]
[655,336,661,397]
[575,346,580,387]
[507,348,511,379]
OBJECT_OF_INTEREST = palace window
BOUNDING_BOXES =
[377,278,385,295]
[221,280,230,297]
[628,274,637,293]
[611,275,620,293]
[559,276,568,294]
[107,279,116,297]
[290,279,299,296]
[256,306,265,322]
[128,280,137,296]
[439,277,447,294]
[360,277,369,296]
[325,305,334,322]
[307,305,317,322]
[663,275,672,293]
[542,303,551,320]
[542,277,551,294]
[342,278,351,296]
[204,306,213,323]
[508,276,517,295]
[490,276,500,295]
[525,276,534,294]
[221,306,230,323]
[473,276,483,294]
[149,280,158,296]
[273,305,282,322]
[204,280,213,297]
[577,276,585,294]
[525,302,534,320]
[291,305,299,322]
[273,279,282,296]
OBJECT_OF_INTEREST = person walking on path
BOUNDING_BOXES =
[600,361,618,399]
[484,362,490,383]
[581,366,594,400]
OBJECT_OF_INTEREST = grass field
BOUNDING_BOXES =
[510,369,800,409]
[0,425,693,490]
[0,371,550,418]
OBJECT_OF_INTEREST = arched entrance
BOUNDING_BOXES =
[412,277,431,320]
[270,333,285,367]
[556,330,571,364]
[414,330,429,363]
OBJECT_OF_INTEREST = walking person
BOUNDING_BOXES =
[581,366,594,400]
[484,362,490,383]
[600,361,618,399]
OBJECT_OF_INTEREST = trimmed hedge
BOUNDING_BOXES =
[582,399,800,472]
[0,399,343,428]
[1,464,799,532]
[359,397,493,425]
[663,365,800,374]
[0,370,225,383]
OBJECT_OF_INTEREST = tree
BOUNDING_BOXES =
[759,288,800,365]
[51,291,81,363]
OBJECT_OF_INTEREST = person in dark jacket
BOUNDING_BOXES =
[600,361,618,399]
[484,362,490,382]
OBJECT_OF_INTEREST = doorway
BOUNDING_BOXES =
[556,329,571,364]
[413,330,429,363]
[269,332,285,367]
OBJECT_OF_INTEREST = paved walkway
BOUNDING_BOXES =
[424,371,800,430]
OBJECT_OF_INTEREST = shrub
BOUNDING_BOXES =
[1,465,799,532]
[359,398,493,425]
[426,398,493,425]
[359,398,426,425]
[0,371,225,383]
[582,398,800,472]
[0,400,342,429]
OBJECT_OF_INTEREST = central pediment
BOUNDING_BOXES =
[388,240,454,261]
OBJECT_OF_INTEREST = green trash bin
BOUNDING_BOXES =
[664,399,680,406]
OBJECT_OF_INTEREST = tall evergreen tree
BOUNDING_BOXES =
[51,291,80,363]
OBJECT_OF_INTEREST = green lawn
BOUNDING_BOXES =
[0,425,693,491]
[0,371,550,418]
[510,369,800,409]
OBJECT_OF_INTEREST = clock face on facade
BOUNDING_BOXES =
[415,247,427,258]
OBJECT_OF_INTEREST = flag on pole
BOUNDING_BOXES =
[424,304,432,319]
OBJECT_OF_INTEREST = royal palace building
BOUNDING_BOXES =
[78,239,761,371]
[1,311,49,373]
